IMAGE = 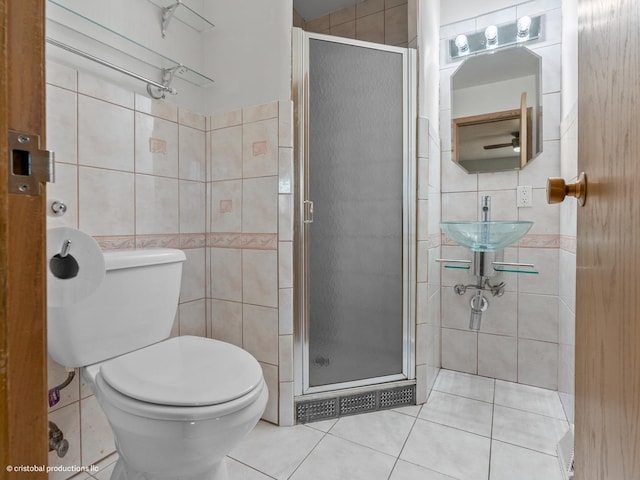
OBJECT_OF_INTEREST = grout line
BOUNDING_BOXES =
[488,376,496,480]
[285,427,329,479]
[386,407,420,480]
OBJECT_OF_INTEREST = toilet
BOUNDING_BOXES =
[47,248,267,480]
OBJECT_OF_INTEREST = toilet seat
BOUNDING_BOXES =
[87,336,267,421]
[100,335,263,406]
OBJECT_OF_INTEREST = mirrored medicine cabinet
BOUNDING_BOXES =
[451,46,542,174]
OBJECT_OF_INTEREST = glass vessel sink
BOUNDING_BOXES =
[440,221,533,251]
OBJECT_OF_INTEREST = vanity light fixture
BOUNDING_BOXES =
[485,25,498,47]
[448,15,542,60]
[517,15,532,39]
[455,34,469,54]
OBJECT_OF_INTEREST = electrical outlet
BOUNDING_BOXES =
[517,185,533,207]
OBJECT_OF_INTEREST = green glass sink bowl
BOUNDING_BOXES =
[440,221,533,252]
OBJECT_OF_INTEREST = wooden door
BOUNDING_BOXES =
[575,0,640,478]
[0,0,49,476]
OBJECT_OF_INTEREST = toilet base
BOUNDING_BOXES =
[110,457,229,480]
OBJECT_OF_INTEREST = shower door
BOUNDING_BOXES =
[294,31,416,394]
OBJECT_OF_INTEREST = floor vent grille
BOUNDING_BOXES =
[557,428,574,480]
[296,384,416,424]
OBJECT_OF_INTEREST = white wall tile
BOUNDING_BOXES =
[78,72,134,108]
[46,60,77,91]
[518,140,561,189]
[518,248,559,295]
[242,177,278,233]
[134,94,178,122]
[47,84,78,165]
[179,180,206,234]
[480,291,518,337]
[180,248,206,303]
[518,189,560,234]
[211,126,243,181]
[278,288,294,335]
[243,118,279,178]
[260,363,279,423]
[518,293,558,342]
[135,174,179,234]
[78,167,134,236]
[442,328,477,374]
[442,192,477,221]
[441,151,478,192]
[210,299,243,347]
[179,125,206,181]
[134,112,179,178]
[179,299,207,337]
[476,7,517,30]
[210,248,242,302]
[243,250,278,307]
[518,339,558,389]
[243,305,279,365]
[78,96,134,172]
[478,333,517,382]
[211,179,242,233]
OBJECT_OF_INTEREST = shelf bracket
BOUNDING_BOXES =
[147,65,182,100]
[161,0,181,38]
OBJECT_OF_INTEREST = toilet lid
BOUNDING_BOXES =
[99,336,263,407]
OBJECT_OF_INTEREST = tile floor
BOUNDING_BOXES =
[74,369,572,480]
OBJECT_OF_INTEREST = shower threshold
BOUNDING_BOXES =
[295,380,416,424]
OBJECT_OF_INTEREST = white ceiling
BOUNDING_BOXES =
[293,0,360,21]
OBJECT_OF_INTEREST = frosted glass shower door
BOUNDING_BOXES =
[303,36,413,390]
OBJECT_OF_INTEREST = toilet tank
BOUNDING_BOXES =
[48,248,186,367]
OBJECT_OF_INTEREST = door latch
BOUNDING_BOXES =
[8,129,55,195]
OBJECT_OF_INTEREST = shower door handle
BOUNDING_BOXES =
[303,200,314,224]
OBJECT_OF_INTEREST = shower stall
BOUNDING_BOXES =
[292,29,417,414]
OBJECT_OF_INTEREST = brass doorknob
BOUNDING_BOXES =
[547,172,587,206]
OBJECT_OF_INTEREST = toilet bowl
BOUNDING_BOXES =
[85,336,267,480]
[47,247,267,480]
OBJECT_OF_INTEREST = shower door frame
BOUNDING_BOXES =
[292,29,417,396]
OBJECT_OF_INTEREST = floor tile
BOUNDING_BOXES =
[494,380,566,420]
[229,421,324,480]
[390,460,458,480]
[329,409,416,456]
[419,390,493,437]
[492,405,569,456]
[304,418,338,433]
[400,419,491,479]
[434,369,495,403]
[490,440,564,480]
[92,453,118,479]
[289,434,396,480]
[226,458,275,480]
[393,404,423,417]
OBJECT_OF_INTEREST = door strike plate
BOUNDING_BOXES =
[8,129,55,195]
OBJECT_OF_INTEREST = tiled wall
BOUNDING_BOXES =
[207,100,294,427]
[45,60,208,479]
[438,0,564,391]
[558,104,577,424]
[416,117,442,402]
[298,0,409,47]
[45,60,294,478]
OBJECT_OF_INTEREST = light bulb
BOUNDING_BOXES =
[485,25,498,46]
[517,16,532,38]
[455,34,469,53]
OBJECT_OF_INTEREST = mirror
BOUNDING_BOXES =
[451,46,542,173]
